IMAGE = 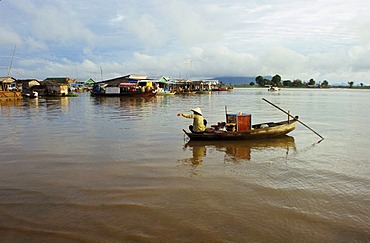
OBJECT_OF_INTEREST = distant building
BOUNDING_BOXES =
[44,77,77,85]
[0,77,17,91]
[85,78,95,85]
[19,79,41,89]
[0,77,22,100]
[97,74,152,87]
[31,78,71,96]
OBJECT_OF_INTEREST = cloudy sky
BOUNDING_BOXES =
[1,0,370,84]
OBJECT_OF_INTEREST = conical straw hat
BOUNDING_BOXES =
[191,107,202,116]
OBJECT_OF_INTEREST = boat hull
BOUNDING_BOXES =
[183,120,297,141]
[90,91,155,97]
[157,91,176,95]
[0,91,22,101]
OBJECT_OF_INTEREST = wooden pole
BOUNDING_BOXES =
[262,98,324,140]
[225,105,227,121]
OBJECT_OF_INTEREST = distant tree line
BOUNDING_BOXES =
[253,75,329,88]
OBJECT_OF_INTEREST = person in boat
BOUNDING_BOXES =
[177,107,206,133]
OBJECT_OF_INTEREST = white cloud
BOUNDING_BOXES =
[124,14,166,48]
[111,14,125,23]
[1,0,370,84]
[0,27,22,46]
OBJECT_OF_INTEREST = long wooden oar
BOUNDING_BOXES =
[262,98,324,140]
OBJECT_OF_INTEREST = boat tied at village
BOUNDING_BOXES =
[89,74,231,97]
[268,86,281,92]
[90,74,157,97]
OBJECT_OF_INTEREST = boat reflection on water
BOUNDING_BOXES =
[0,98,22,107]
[182,135,296,165]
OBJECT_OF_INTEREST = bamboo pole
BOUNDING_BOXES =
[262,98,324,140]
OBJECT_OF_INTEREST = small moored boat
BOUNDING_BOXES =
[24,91,38,99]
[268,86,281,92]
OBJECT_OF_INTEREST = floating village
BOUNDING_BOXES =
[0,74,323,141]
[0,74,233,100]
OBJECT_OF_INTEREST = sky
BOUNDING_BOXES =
[1,0,370,85]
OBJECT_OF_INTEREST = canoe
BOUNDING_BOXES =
[183,119,298,141]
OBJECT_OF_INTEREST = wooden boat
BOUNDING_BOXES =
[216,86,228,91]
[214,86,232,91]
[23,91,38,99]
[183,119,298,141]
[181,98,323,142]
[195,90,211,94]
[156,89,176,95]
[176,90,196,95]
[268,86,281,92]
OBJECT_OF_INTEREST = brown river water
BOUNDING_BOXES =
[0,88,369,242]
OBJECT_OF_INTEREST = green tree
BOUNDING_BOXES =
[282,80,292,86]
[249,82,255,86]
[264,78,271,86]
[271,74,282,86]
[293,79,302,87]
[308,79,315,86]
[255,76,264,86]
[348,81,354,88]
[322,80,329,88]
